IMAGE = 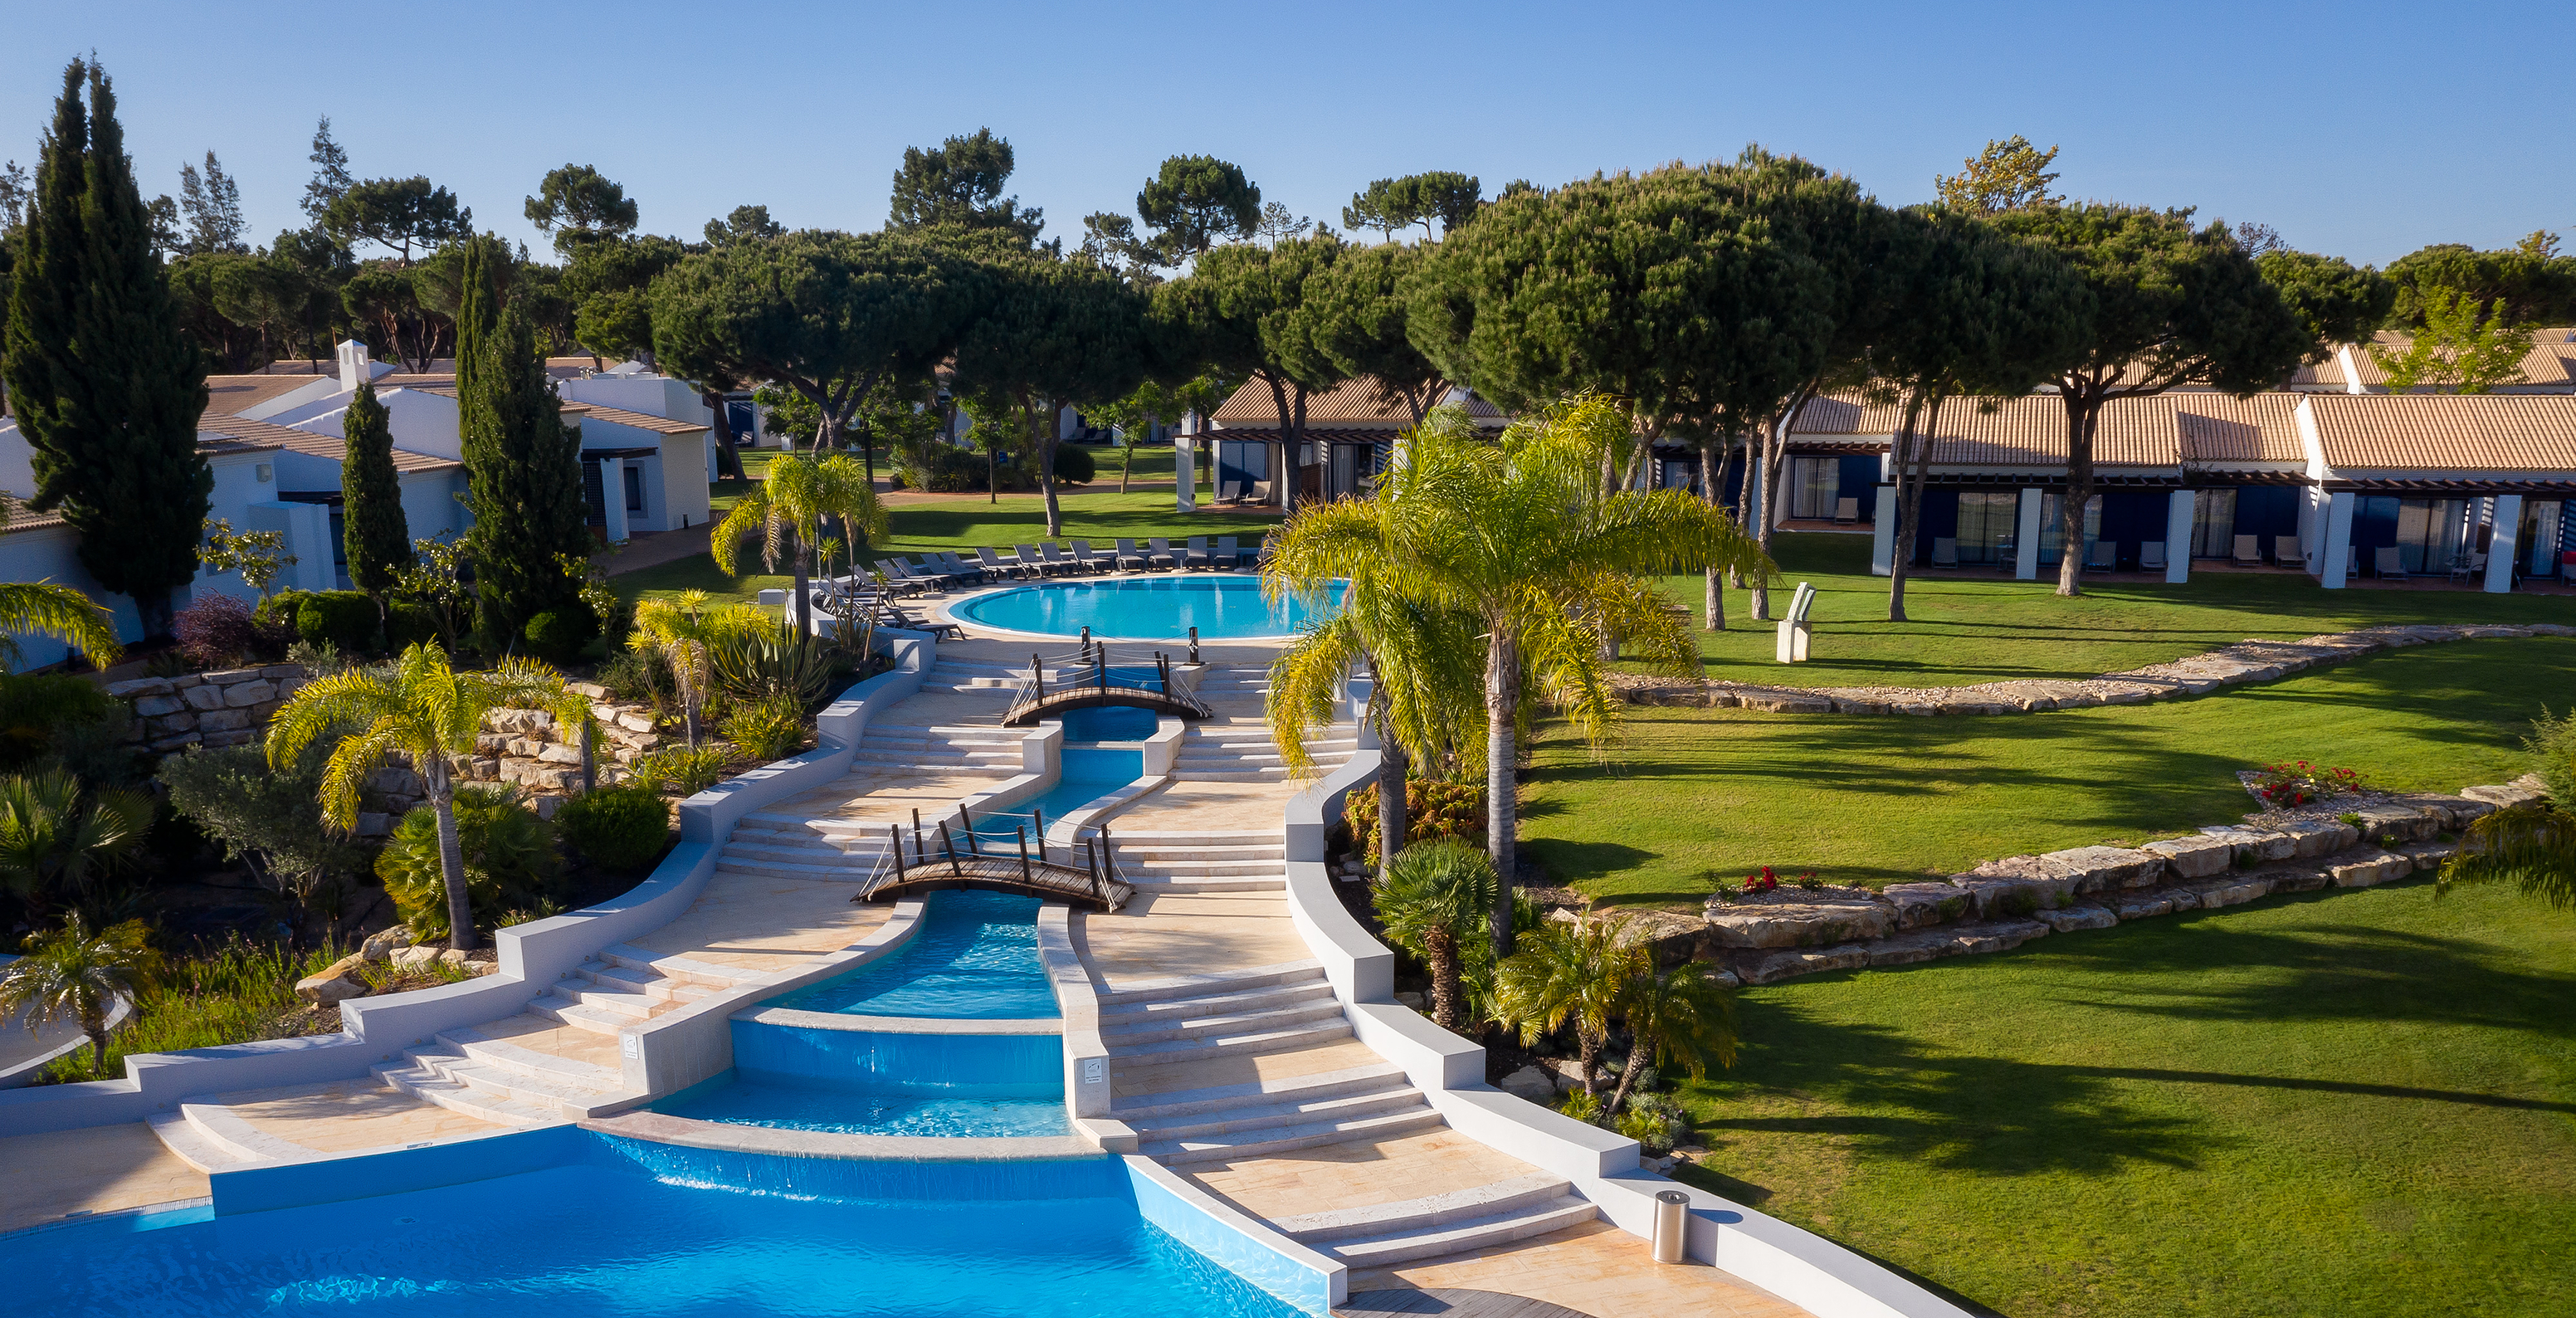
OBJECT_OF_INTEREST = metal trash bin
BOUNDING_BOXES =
[1651,1189,1690,1263]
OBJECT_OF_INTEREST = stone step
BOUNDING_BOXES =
[1120,876,1287,895]
[1124,1081,1426,1144]
[575,960,709,1005]
[1090,831,1287,848]
[1107,1018,1354,1060]
[1111,1061,1410,1122]
[596,943,750,990]
[529,989,652,1034]
[1278,1172,1577,1244]
[1110,856,1291,876]
[1318,1195,1599,1267]
[437,1022,624,1089]
[1099,978,1335,1024]
[1100,998,1348,1047]
[372,1052,575,1126]
[176,1101,316,1165]
[1142,1106,1444,1166]
[145,1109,261,1173]
[1095,961,1326,1008]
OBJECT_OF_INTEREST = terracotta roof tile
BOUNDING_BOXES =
[570,402,707,435]
[1209,376,1501,427]
[202,373,329,415]
[200,414,464,475]
[2306,393,2576,472]
[2172,393,2305,465]
[0,492,67,535]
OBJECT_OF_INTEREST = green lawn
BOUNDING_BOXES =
[1527,637,2576,906]
[615,484,1278,608]
[1674,533,2576,690]
[1672,879,2576,1317]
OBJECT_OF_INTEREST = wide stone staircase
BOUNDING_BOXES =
[371,945,756,1125]
[846,723,1027,775]
[1096,964,1598,1267]
[1099,829,1288,896]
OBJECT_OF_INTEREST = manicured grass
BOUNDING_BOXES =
[615,485,1279,608]
[1671,879,2576,1317]
[1525,637,2576,906]
[1669,533,2576,690]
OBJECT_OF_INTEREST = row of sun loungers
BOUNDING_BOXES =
[872,537,1261,592]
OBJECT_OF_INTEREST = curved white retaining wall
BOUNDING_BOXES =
[1284,747,1973,1318]
[0,631,938,1139]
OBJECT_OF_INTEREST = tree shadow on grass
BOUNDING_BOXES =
[1689,1002,2222,1179]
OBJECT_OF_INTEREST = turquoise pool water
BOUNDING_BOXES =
[655,1074,1073,1137]
[776,890,1058,1019]
[1056,703,1159,740]
[956,575,1341,640]
[0,1139,1306,1316]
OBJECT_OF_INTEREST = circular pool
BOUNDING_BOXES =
[952,575,1341,641]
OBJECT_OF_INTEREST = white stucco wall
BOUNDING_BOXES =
[272,388,462,463]
[0,523,144,671]
[579,415,711,532]
[559,375,710,426]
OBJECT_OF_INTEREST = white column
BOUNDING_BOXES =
[2164,489,2195,585]
[2486,495,2524,593]
[600,456,629,544]
[2320,491,2355,588]
[1869,484,1898,576]
[2014,488,2044,581]
[1173,434,1195,512]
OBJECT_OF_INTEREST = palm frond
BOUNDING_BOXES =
[2442,805,2576,910]
[0,581,123,666]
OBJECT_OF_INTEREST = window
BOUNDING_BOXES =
[2527,500,2565,577]
[1953,491,2017,564]
[2191,489,2237,559]
[327,510,347,569]
[2362,496,2474,574]
[623,465,646,515]
[1788,457,1839,520]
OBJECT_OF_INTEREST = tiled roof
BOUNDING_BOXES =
[2171,393,2306,465]
[0,492,66,535]
[2338,334,2576,390]
[1790,392,1908,435]
[2306,393,2576,472]
[1209,376,1501,427]
[200,413,465,475]
[568,402,707,435]
[203,373,329,415]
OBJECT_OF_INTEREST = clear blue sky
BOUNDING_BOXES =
[5,1,2566,267]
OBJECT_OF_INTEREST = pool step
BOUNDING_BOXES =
[372,1048,592,1126]
[1141,1106,1445,1166]
[1120,1078,1427,1145]
[1298,1189,1599,1267]
[595,942,757,991]
[1120,876,1286,895]
[146,1110,266,1172]
[1095,961,1326,1008]
[1111,1061,1410,1122]
[1100,978,1335,1028]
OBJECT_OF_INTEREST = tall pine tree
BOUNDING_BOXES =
[2,60,210,636]
[454,236,589,650]
[340,380,410,613]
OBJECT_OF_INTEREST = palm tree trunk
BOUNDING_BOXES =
[1577,1024,1607,1096]
[1698,438,1726,632]
[1604,1036,1651,1119]
[430,776,476,952]
[1486,624,1520,961]
[1377,720,1409,873]
[1425,925,1459,1032]
[84,1003,107,1072]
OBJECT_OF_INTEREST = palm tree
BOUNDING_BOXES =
[0,770,154,922]
[1266,397,1769,957]
[2440,806,2576,910]
[0,915,155,1072]
[1492,910,1649,1099]
[1373,838,1499,1032]
[0,579,124,670]
[627,592,767,748]
[1602,961,1739,1119]
[711,451,888,637]
[266,642,592,951]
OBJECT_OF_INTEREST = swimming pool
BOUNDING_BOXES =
[776,890,1059,1020]
[954,575,1341,640]
[2,1137,1310,1317]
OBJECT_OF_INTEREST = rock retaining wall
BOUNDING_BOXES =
[1680,775,2547,988]
[1619,622,2576,715]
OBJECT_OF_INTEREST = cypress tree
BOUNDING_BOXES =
[340,380,411,611]
[1,60,210,636]
[455,236,589,649]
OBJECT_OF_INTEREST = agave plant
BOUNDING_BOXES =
[711,623,835,707]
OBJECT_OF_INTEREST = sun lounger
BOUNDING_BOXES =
[1114,538,1152,572]
[1211,536,1238,572]
[1834,496,1860,525]
[1145,537,1179,570]
[1040,543,1083,575]
[935,551,989,583]
[2233,534,2263,566]
[2141,541,2167,571]
[1070,540,1111,574]
[2272,536,2305,569]
[2374,546,2408,580]
[1014,544,1069,577]
[1217,480,1243,504]
[978,546,1032,579]
[1182,535,1214,570]
[1931,537,1959,569]
[2086,540,2117,571]
[911,554,973,587]
[874,559,931,595]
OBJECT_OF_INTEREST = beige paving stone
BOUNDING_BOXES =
[1348,1219,1810,1318]
[1101,779,1297,833]
[476,1012,627,1070]
[1077,891,1313,987]
[0,1123,207,1233]
[1186,1127,1544,1218]
[215,1078,509,1154]
[628,873,891,974]
[765,769,1023,826]
[1115,1037,1387,1101]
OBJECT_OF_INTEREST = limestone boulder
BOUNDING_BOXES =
[2350,805,2438,846]
[2198,825,2294,863]
[1880,882,1971,930]
[2114,891,2177,921]
[2259,866,2331,893]
[181,684,227,712]
[1499,1067,1556,1103]
[2275,818,2361,857]
[1704,897,1892,949]
[2396,842,2456,874]
[104,677,173,699]
[222,680,276,707]
[2393,793,2494,830]
[1865,930,1964,968]
[194,707,251,732]
[390,945,442,970]
[359,926,414,961]
[1946,920,2051,956]
[2329,852,2413,888]
[131,694,184,718]
[202,730,256,749]
[2033,904,2119,933]
[294,953,371,1004]
[2139,834,2235,880]
[2183,876,2275,910]
[2460,775,2547,809]
[202,666,266,684]
[1737,944,1871,985]
[2036,845,2164,891]
[1949,856,2083,918]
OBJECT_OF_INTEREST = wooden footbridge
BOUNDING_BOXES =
[854,808,1135,911]
[1002,647,1211,728]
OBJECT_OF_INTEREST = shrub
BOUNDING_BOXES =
[384,600,441,649]
[1051,443,1095,486]
[1346,777,1489,860]
[2250,759,2366,808]
[173,593,263,668]
[554,783,673,872]
[598,647,673,716]
[1556,1087,1602,1123]
[2526,710,2575,807]
[720,694,808,762]
[0,673,120,770]
[375,786,559,940]
[294,590,380,652]
[1617,1094,1690,1153]
[892,438,988,493]
[631,744,732,796]
[523,608,597,666]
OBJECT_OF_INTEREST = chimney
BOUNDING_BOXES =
[335,339,373,393]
